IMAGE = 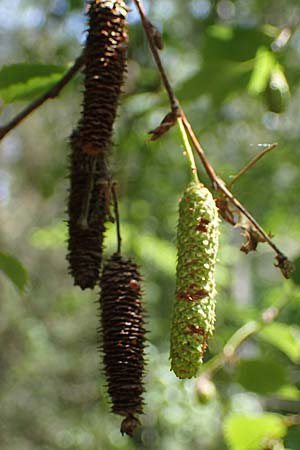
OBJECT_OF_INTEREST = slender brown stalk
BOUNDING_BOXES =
[133,0,180,114]
[219,183,286,258]
[184,111,292,272]
[228,143,278,188]
[0,54,84,141]
[133,0,292,274]
[181,117,286,258]
[111,183,122,254]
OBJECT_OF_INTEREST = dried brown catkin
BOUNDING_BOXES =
[80,0,128,157]
[67,131,109,289]
[99,253,146,436]
[67,0,128,289]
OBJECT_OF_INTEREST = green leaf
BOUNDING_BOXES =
[29,222,67,249]
[276,384,300,400]
[203,26,275,63]
[291,256,300,285]
[247,47,276,95]
[259,322,300,363]
[285,426,300,450]
[0,63,66,89]
[177,60,253,104]
[224,413,287,450]
[177,25,277,104]
[69,0,84,9]
[0,251,28,292]
[236,358,287,394]
[207,25,234,41]
[0,63,68,104]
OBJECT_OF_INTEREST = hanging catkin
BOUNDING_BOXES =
[67,131,109,289]
[80,0,128,157]
[99,253,146,436]
[170,182,220,379]
[67,0,128,289]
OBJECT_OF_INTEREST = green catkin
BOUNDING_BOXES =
[170,182,220,379]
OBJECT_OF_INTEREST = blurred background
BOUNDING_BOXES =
[0,0,300,449]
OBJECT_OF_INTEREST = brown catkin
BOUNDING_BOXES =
[67,0,128,289]
[99,253,146,436]
[80,0,128,156]
[67,131,109,289]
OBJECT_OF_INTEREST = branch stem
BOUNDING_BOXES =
[181,114,285,257]
[111,183,122,254]
[0,54,84,141]
[228,143,278,188]
[133,0,179,114]
[218,182,286,258]
[133,0,290,270]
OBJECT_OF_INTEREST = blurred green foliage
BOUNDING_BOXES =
[0,251,28,292]
[0,63,67,103]
[1,0,300,449]
[224,413,287,450]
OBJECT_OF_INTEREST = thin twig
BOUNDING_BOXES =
[181,102,281,259]
[133,0,291,270]
[184,127,286,257]
[76,157,97,230]
[216,180,286,258]
[111,183,122,254]
[0,54,84,141]
[133,0,180,114]
[177,117,199,184]
[228,143,278,188]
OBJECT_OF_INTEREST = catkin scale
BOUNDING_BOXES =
[99,253,146,436]
[67,0,128,289]
[170,182,220,379]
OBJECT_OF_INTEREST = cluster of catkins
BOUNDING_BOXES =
[67,0,129,289]
[67,0,145,436]
[66,0,220,437]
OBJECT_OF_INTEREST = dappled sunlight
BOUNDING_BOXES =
[1,0,300,449]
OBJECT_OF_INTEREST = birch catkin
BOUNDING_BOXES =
[67,0,128,289]
[80,0,128,157]
[170,182,220,379]
[67,131,108,289]
[99,253,146,436]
